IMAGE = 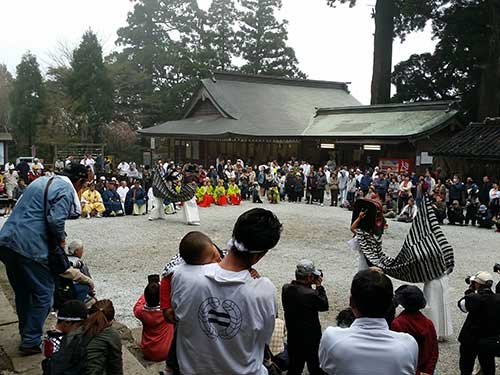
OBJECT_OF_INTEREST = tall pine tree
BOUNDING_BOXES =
[68,30,113,142]
[206,0,239,71]
[0,64,13,131]
[9,53,45,152]
[239,0,305,78]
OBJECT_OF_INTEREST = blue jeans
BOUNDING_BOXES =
[0,246,54,347]
[73,283,89,302]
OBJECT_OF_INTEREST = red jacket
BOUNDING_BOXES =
[391,311,439,375]
[133,295,174,362]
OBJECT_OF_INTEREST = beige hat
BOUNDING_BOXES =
[470,271,493,285]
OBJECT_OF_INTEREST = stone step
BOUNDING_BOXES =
[0,288,17,326]
[122,345,150,375]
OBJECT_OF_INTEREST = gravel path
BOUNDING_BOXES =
[43,200,500,373]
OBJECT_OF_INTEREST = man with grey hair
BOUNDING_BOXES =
[282,259,329,375]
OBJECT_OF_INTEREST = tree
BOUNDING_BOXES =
[0,64,13,131]
[391,1,497,120]
[239,0,306,78]
[206,0,239,71]
[9,53,45,152]
[68,30,113,142]
[327,0,436,104]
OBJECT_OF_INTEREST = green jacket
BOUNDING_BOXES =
[84,326,123,375]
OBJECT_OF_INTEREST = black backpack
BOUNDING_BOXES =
[42,330,91,375]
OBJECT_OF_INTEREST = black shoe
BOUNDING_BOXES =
[19,345,41,355]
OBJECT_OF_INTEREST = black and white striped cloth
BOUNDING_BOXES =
[356,196,454,283]
[151,167,196,202]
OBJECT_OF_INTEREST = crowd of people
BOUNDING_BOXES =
[0,157,499,375]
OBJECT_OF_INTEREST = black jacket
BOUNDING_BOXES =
[282,281,329,344]
[458,288,500,344]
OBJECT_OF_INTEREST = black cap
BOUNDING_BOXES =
[57,300,88,321]
[394,285,426,312]
[60,162,88,182]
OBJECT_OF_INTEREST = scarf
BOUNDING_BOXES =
[356,196,454,283]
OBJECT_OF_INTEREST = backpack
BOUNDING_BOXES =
[42,330,90,375]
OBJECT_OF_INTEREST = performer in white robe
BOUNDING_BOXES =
[423,274,453,339]
[183,196,200,226]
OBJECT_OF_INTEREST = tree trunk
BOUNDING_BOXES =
[477,0,500,120]
[370,0,395,105]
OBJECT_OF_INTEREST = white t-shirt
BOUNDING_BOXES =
[319,318,418,375]
[117,162,130,176]
[116,186,129,202]
[172,263,276,375]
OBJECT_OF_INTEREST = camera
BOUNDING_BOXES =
[314,269,324,280]
[148,274,160,284]
[465,276,471,285]
[494,263,500,274]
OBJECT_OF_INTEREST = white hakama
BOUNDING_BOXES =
[348,237,370,271]
[148,196,166,220]
[423,274,453,339]
[183,197,200,225]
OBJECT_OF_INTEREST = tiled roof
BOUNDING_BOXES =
[303,102,459,138]
[139,72,360,137]
[432,119,500,160]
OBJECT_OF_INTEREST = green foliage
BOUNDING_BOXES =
[9,53,45,152]
[239,0,305,78]
[0,64,13,130]
[68,30,113,142]
[391,1,490,118]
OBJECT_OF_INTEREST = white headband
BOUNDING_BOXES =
[227,238,266,254]
[57,316,85,322]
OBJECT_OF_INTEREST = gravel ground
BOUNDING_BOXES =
[13,199,500,373]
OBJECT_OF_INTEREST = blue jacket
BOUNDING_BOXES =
[0,176,80,264]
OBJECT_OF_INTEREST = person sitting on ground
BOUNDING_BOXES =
[82,299,123,375]
[493,212,500,233]
[196,178,212,208]
[101,182,123,217]
[171,208,282,375]
[213,179,228,206]
[397,198,418,223]
[319,268,418,375]
[431,195,447,225]
[81,183,105,219]
[391,285,439,375]
[66,240,95,304]
[227,178,242,205]
[448,199,465,225]
[134,275,174,363]
[267,182,280,204]
[116,181,129,211]
[477,205,493,229]
[251,181,263,203]
[125,180,146,215]
[383,193,397,219]
[42,300,88,375]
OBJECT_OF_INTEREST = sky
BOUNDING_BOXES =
[0,0,437,104]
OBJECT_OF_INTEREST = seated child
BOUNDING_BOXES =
[66,240,95,304]
[227,179,242,205]
[134,275,174,362]
[251,182,263,203]
[267,183,280,204]
[196,179,212,208]
[383,194,397,219]
[336,307,356,328]
[391,285,438,375]
[448,200,465,225]
[42,300,88,374]
[213,180,228,206]
[478,205,494,229]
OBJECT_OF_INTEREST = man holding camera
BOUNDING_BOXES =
[458,271,500,375]
[282,259,329,375]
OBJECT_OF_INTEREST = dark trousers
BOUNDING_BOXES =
[460,342,496,375]
[287,339,325,375]
[330,190,338,206]
[0,247,54,347]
